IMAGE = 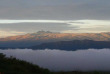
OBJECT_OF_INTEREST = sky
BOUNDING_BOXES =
[0,0,110,37]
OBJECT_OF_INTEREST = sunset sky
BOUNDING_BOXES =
[0,0,110,37]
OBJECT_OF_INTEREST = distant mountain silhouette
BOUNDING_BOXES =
[0,31,110,47]
[30,40,110,51]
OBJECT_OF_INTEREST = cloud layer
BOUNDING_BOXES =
[1,49,110,71]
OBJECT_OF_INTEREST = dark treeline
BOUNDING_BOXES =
[0,53,50,74]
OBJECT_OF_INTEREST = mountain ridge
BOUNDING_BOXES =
[0,31,110,47]
[1,31,110,41]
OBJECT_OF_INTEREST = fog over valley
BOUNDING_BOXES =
[0,49,110,71]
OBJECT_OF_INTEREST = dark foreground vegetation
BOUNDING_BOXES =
[0,53,50,74]
[0,53,110,74]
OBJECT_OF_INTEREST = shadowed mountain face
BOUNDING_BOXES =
[0,31,110,47]
[30,40,110,51]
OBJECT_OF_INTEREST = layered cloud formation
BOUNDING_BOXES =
[0,0,110,37]
[0,19,110,37]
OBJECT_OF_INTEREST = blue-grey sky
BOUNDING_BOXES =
[0,0,110,37]
[0,0,110,20]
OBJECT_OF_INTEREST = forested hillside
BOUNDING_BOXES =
[0,53,50,74]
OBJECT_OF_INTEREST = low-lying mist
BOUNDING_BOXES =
[0,49,110,71]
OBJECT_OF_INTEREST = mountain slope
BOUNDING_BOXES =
[0,31,110,47]
[30,40,110,51]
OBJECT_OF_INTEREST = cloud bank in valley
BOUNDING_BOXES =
[0,49,110,71]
